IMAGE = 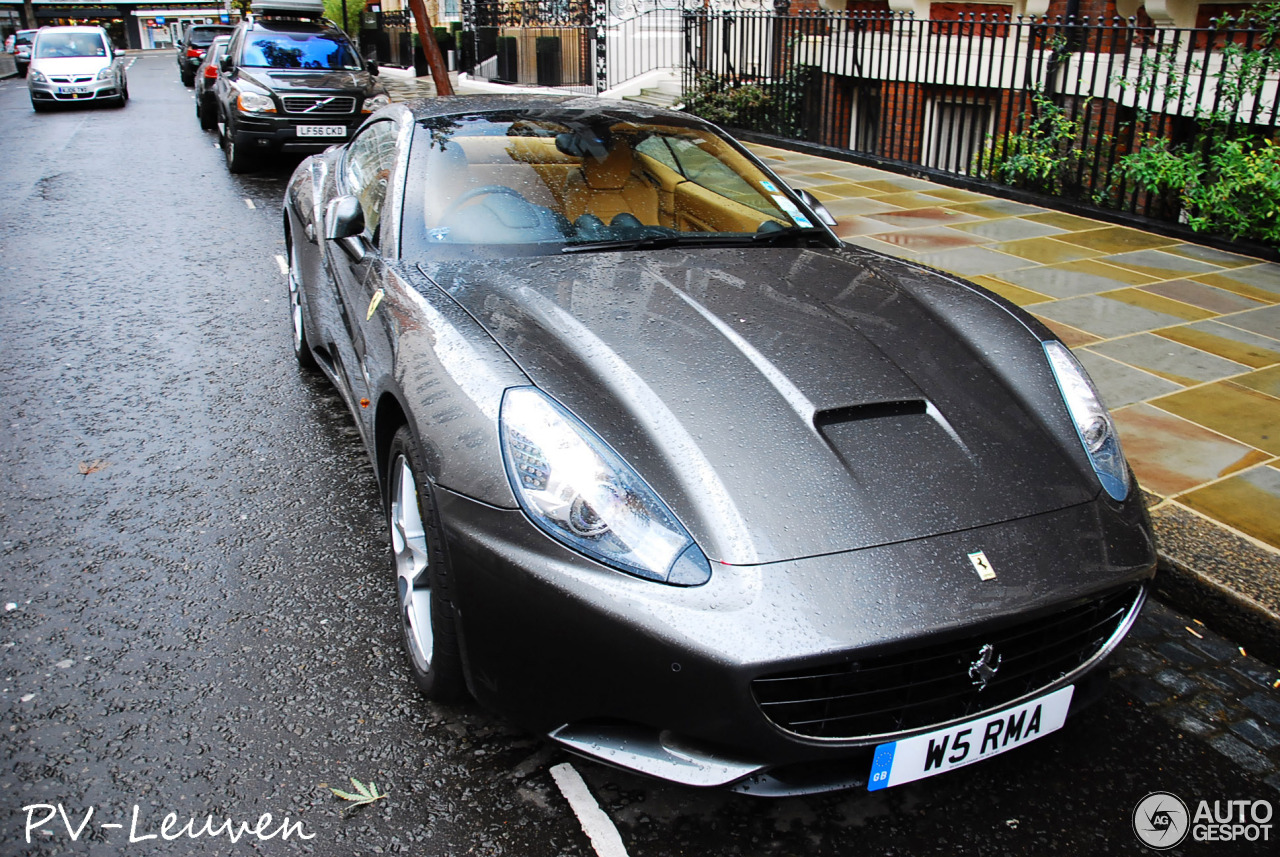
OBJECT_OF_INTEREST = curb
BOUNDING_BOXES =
[1154,552,1280,666]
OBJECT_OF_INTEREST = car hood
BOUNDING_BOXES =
[240,68,379,94]
[31,57,110,75]
[424,246,1097,565]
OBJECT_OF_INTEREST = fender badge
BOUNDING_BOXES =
[968,550,996,581]
[366,289,385,321]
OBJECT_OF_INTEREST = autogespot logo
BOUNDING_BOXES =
[1133,792,1190,850]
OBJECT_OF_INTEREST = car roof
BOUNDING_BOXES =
[399,94,704,127]
[245,19,344,34]
[37,25,109,35]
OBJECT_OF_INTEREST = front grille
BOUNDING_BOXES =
[752,585,1142,740]
[283,96,356,115]
[50,75,94,83]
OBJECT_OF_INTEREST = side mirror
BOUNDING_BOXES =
[325,195,367,261]
[366,58,379,76]
[796,189,838,228]
[220,55,232,73]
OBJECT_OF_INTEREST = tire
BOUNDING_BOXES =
[181,69,194,87]
[197,95,216,131]
[31,98,49,113]
[223,125,256,174]
[387,426,465,703]
[286,236,317,370]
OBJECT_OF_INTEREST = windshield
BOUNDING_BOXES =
[35,32,108,59]
[241,29,360,70]
[404,112,825,258]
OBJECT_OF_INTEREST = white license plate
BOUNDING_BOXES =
[296,125,346,138]
[58,86,90,94]
[868,685,1074,791]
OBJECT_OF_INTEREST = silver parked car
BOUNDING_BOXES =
[9,29,37,77]
[28,26,128,111]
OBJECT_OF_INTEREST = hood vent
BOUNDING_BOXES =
[814,400,926,431]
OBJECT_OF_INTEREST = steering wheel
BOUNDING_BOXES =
[439,185,529,220]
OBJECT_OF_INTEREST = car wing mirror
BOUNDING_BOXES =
[796,189,838,228]
[219,55,232,73]
[366,58,379,76]
[325,195,368,261]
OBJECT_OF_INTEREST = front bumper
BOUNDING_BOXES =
[229,113,358,154]
[436,488,1155,793]
[30,76,121,103]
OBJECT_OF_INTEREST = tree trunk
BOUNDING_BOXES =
[406,0,453,96]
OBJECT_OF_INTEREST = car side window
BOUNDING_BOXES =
[344,121,399,247]
[226,29,244,64]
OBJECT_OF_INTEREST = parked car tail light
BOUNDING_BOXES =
[204,65,218,79]
[187,47,204,58]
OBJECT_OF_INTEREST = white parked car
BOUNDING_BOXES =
[27,26,128,112]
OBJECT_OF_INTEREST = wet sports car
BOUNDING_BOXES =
[283,95,1156,795]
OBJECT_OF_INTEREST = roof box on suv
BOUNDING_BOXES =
[250,0,326,16]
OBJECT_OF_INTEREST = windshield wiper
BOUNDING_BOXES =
[749,226,826,245]
[559,234,692,254]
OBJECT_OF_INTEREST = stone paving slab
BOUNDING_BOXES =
[1113,599,1280,792]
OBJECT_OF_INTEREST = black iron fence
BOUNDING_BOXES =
[458,5,1280,243]
[463,0,771,93]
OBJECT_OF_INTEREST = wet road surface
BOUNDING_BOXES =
[0,53,1277,856]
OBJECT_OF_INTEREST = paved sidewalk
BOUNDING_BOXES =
[381,71,1280,660]
[747,142,1280,660]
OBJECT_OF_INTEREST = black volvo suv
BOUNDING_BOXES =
[214,2,389,173]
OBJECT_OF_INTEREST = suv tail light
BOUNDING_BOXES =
[187,47,204,58]
[204,64,218,79]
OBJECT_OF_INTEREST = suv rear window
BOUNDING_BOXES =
[241,30,360,70]
[190,27,235,47]
[15,32,35,46]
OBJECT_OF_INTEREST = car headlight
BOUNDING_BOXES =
[96,67,114,80]
[236,90,275,113]
[1044,340,1130,501]
[28,69,45,82]
[500,387,712,586]
[362,93,390,114]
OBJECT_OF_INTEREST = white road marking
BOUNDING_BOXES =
[274,255,288,277]
[244,198,256,210]
[550,763,630,857]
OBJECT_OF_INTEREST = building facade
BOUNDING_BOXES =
[1,0,241,50]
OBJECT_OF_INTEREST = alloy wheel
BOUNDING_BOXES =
[390,454,433,673]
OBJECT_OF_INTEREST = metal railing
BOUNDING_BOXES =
[463,0,773,93]
[456,5,1280,241]
[681,10,1280,239]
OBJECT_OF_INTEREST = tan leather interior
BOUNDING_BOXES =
[437,133,773,233]
[562,139,660,226]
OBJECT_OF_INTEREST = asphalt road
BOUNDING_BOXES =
[0,53,1277,857]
